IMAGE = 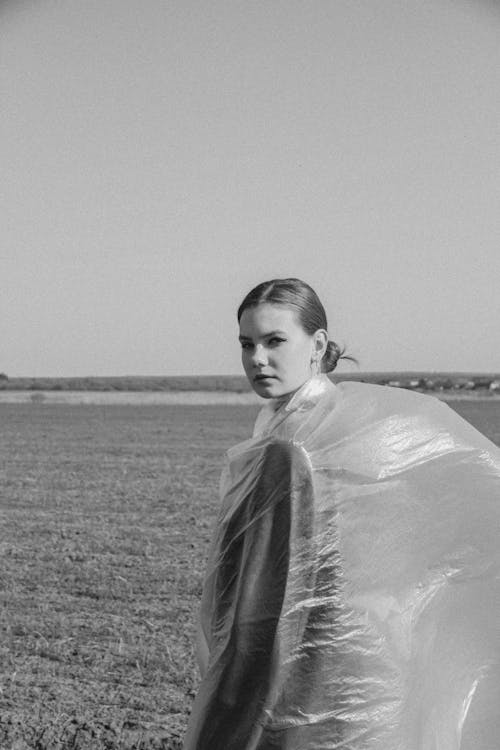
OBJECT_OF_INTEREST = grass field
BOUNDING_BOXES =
[1,400,499,749]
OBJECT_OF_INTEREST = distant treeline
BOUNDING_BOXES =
[1,372,499,393]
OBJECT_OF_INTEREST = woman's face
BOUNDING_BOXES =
[239,303,324,399]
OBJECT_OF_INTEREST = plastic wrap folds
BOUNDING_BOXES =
[184,375,500,749]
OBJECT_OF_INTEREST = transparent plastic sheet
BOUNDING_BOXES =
[184,376,500,750]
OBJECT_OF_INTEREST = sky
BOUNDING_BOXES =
[2,0,500,377]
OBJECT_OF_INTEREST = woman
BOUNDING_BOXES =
[184,278,500,750]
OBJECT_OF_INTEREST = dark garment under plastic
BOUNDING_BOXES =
[184,376,500,750]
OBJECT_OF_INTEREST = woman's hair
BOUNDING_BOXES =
[237,277,356,373]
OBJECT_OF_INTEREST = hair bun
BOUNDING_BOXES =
[323,340,341,372]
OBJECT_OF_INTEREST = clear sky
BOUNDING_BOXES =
[2,0,499,376]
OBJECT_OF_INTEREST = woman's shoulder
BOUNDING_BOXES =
[333,379,498,454]
[335,379,450,418]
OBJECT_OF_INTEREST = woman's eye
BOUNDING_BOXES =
[268,337,285,346]
[240,341,253,350]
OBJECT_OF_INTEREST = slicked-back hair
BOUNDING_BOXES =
[237,278,354,373]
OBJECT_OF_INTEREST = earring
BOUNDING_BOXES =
[310,357,320,376]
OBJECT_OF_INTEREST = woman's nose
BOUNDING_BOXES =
[252,344,268,366]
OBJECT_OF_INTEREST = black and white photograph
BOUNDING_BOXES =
[2,1,499,748]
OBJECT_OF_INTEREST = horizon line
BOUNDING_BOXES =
[3,370,500,380]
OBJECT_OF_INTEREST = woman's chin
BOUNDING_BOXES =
[252,378,283,398]
[250,376,311,400]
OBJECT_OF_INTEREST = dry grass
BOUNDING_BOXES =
[0,399,498,748]
[0,403,258,749]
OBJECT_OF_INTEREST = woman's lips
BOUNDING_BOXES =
[254,374,275,382]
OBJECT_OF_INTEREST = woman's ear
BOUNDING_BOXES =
[312,329,328,360]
